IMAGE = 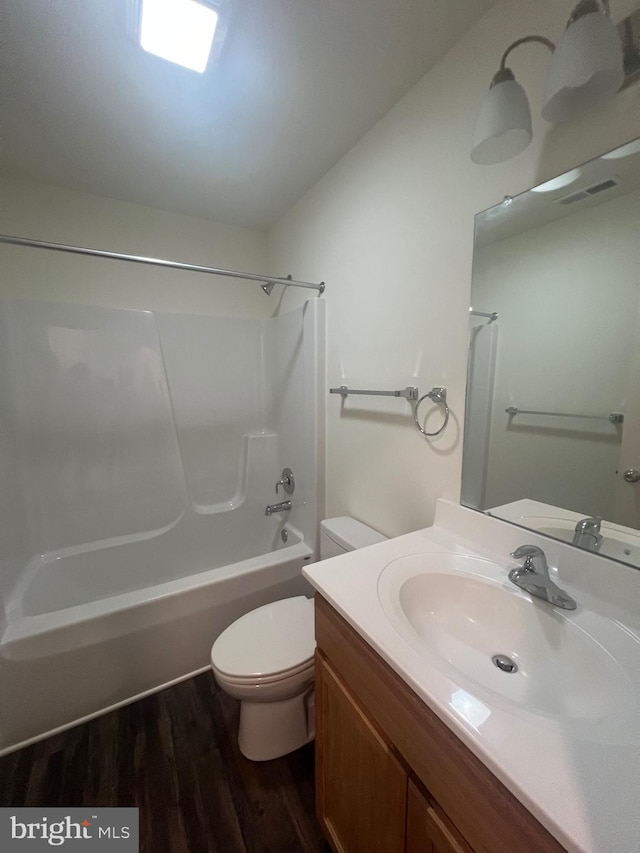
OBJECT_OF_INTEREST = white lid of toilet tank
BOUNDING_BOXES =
[320,517,387,551]
[211,596,315,679]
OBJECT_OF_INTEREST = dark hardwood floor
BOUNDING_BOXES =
[0,672,331,853]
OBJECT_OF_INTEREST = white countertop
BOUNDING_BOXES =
[304,500,640,853]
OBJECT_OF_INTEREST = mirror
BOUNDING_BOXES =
[463,137,640,570]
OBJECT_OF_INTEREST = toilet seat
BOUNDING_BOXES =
[214,658,314,688]
[211,595,315,680]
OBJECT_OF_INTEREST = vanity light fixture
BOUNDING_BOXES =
[471,0,627,165]
[139,0,221,73]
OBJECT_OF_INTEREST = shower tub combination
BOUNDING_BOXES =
[0,296,324,755]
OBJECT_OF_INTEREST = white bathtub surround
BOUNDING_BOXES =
[0,297,324,755]
[303,500,640,853]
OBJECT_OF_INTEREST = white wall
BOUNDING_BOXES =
[267,0,640,538]
[0,175,270,317]
[473,191,640,519]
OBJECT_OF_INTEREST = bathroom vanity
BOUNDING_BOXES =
[304,501,640,853]
[315,596,561,853]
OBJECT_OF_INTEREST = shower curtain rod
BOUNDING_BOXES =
[0,233,326,295]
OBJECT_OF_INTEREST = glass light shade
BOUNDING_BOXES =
[542,12,624,123]
[471,79,533,165]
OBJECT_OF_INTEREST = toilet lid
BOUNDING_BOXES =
[211,596,315,679]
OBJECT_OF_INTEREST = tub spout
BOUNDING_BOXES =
[265,500,292,516]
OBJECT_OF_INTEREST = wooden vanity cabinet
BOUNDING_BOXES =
[314,595,566,853]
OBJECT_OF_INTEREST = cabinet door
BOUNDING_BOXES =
[315,653,407,853]
[406,779,473,853]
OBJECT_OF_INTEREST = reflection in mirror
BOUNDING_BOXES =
[462,136,640,570]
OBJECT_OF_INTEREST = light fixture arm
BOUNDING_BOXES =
[490,35,556,87]
[473,0,627,165]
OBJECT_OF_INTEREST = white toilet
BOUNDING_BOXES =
[210,517,386,761]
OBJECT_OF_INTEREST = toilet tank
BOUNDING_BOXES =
[319,517,387,559]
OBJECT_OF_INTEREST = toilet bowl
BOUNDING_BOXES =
[210,517,386,761]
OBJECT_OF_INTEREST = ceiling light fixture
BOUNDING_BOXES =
[139,0,220,73]
[471,1,630,165]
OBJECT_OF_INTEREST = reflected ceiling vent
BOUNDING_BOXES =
[556,177,619,205]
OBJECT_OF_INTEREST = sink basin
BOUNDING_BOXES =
[377,553,639,738]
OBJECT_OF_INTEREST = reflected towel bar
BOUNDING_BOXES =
[469,309,498,321]
[330,385,419,400]
[505,406,624,424]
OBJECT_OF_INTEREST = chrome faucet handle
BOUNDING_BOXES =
[574,516,601,533]
[510,544,545,560]
[510,544,550,576]
[509,545,576,611]
[275,467,295,495]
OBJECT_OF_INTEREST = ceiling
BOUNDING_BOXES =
[0,0,495,229]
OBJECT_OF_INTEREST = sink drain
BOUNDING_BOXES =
[492,654,518,673]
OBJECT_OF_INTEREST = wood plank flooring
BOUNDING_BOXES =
[0,672,331,853]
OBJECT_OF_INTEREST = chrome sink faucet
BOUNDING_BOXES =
[572,516,602,552]
[509,545,577,611]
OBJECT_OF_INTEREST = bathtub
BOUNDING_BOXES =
[0,298,324,755]
[0,517,314,755]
